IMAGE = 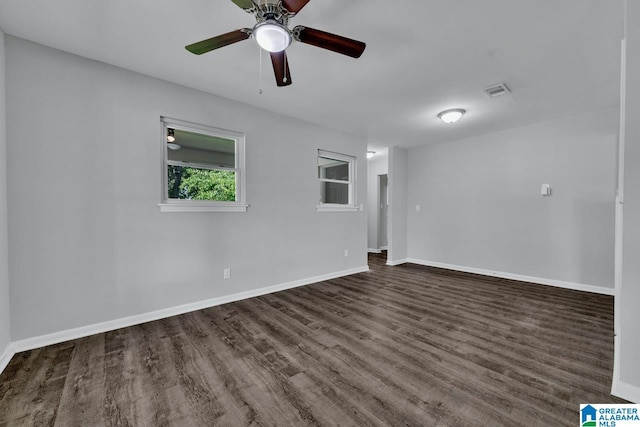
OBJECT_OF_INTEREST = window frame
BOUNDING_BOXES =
[317,149,358,212]
[159,117,247,213]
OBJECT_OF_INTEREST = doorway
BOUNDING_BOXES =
[378,174,389,251]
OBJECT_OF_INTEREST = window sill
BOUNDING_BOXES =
[159,203,248,213]
[317,205,359,213]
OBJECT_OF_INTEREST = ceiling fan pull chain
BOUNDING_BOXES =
[282,29,288,84]
[283,49,288,84]
[259,45,263,94]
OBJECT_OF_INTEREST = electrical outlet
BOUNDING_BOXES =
[344,249,349,257]
[224,268,230,279]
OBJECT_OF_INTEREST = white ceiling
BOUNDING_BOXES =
[0,0,624,150]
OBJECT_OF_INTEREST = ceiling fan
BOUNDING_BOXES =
[185,0,366,87]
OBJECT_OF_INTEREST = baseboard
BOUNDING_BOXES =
[6,265,370,361]
[405,258,615,296]
[386,258,408,266]
[612,379,640,403]
[368,248,382,254]
[0,342,15,374]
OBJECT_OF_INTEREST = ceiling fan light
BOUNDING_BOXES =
[438,109,466,124]
[166,128,180,149]
[254,21,291,52]
[167,128,176,143]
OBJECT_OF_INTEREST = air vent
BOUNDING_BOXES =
[482,83,511,98]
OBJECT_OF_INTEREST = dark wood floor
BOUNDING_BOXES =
[0,253,626,426]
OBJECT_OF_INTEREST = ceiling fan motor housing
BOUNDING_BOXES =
[255,1,290,26]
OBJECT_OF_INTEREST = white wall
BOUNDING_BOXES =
[617,0,640,401]
[0,28,11,361]
[406,108,618,290]
[366,152,388,251]
[388,147,408,264]
[5,37,368,341]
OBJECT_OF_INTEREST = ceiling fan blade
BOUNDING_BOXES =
[282,0,310,14]
[185,29,251,55]
[293,26,366,58]
[270,51,292,87]
[230,0,255,10]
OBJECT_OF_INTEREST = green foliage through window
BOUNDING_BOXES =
[168,165,236,201]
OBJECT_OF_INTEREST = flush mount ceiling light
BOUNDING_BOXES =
[367,151,376,159]
[253,20,291,52]
[438,108,466,124]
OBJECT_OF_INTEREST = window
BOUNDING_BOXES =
[160,117,247,212]
[317,150,357,212]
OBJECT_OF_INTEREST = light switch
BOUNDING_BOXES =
[416,205,421,211]
[541,184,551,196]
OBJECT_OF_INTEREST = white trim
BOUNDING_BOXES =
[380,246,388,250]
[613,35,627,399]
[320,178,350,185]
[386,258,408,266]
[405,258,615,295]
[167,160,238,174]
[316,205,358,212]
[161,117,244,140]
[318,150,356,164]
[160,116,247,210]
[317,149,357,210]
[612,379,640,404]
[368,248,382,253]
[159,203,248,213]
[4,266,369,363]
[0,343,15,374]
